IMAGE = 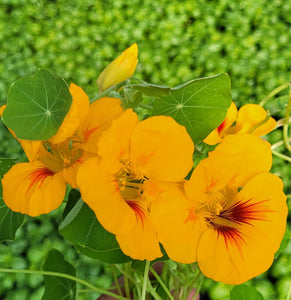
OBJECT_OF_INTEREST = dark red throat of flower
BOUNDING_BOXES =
[26,167,55,195]
[213,199,272,250]
[127,201,146,225]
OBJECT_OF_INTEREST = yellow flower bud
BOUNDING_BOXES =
[97,43,138,92]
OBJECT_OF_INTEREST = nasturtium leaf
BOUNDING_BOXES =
[230,284,264,300]
[3,69,72,140]
[42,249,76,300]
[122,86,144,109]
[264,95,288,117]
[59,196,131,264]
[0,158,25,241]
[152,73,232,143]
[131,83,171,97]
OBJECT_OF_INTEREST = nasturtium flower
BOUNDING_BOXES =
[97,43,138,92]
[2,84,124,216]
[204,102,276,145]
[77,109,194,261]
[151,134,287,284]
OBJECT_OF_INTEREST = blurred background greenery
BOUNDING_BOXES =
[0,0,291,299]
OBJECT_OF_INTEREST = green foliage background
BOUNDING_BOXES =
[0,0,291,299]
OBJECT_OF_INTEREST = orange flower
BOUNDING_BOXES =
[77,109,194,260]
[151,134,287,284]
[204,102,276,145]
[97,43,138,92]
[2,84,124,216]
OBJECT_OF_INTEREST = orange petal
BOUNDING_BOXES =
[80,97,124,154]
[77,157,136,235]
[130,116,194,181]
[150,182,200,263]
[204,102,237,145]
[232,104,276,136]
[49,83,90,144]
[2,161,66,216]
[196,173,287,284]
[97,43,138,92]
[97,109,139,164]
[116,201,162,261]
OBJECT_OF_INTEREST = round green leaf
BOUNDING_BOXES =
[152,73,232,143]
[59,191,131,264]
[230,284,264,300]
[3,69,72,140]
[42,249,76,300]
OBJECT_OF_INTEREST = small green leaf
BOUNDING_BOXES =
[230,284,264,300]
[131,83,171,97]
[0,158,25,241]
[59,195,131,264]
[152,73,232,143]
[3,69,72,140]
[122,86,144,109]
[264,95,288,117]
[42,249,76,300]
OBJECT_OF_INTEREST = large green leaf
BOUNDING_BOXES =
[42,249,76,300]
[0,158,25,241]
[59,191,131,263]
[131,83,171,98]
[230,284,264,300]
[152,73,232,143]
[3,69,72,140]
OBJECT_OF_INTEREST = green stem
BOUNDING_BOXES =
[287,279,291,300]
[283,85,291,151]
[90,81,127,103]
[141,261,150,300]
[123,263,132,299]
[272,149,291,163]
[0,268,129,300]
[111,264,123,296]
[150,266,174,300]
[138,103,153,110]
[259,83,289,106]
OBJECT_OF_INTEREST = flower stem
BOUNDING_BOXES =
[141,261,150,300]
[150,266,174,300]
[272,149,291,163]
[0,268,129,300]
[259,83,289,106]
[111,264,123,296]
[283,85,291,151]
[123,263,132,299]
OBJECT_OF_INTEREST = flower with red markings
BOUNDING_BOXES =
[151,134,287,284]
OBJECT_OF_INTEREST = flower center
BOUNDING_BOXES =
[116,161,146,201]
[39,133,84,172]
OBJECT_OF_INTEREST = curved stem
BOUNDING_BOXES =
[141,261,150,300]
[111,264,123,296]
[150,266,174,300]
[283,85,291,151]
[272,149,291,163]
[259,83,289,106]
[0,268,129,300]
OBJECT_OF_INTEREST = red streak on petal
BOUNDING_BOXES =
[127,200,146,225]
[26,167,55,195]
[220,199,273,226]
[215,225,246,251]
[83,126,99,141]
[217,120,226,134]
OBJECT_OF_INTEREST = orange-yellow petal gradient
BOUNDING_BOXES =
[150,182,201,263]
[77,157,136,235]
[207,134,272,189]
[232,104,276,136]
[49,83,90,144]
[97,109,139,166]
[2,161,66,216]
[81,97,124,154]
[204,102,237,145]
[196,173,287,284]
[130,116,194,182]
[116,202,162,261]
[97,43,138,92]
